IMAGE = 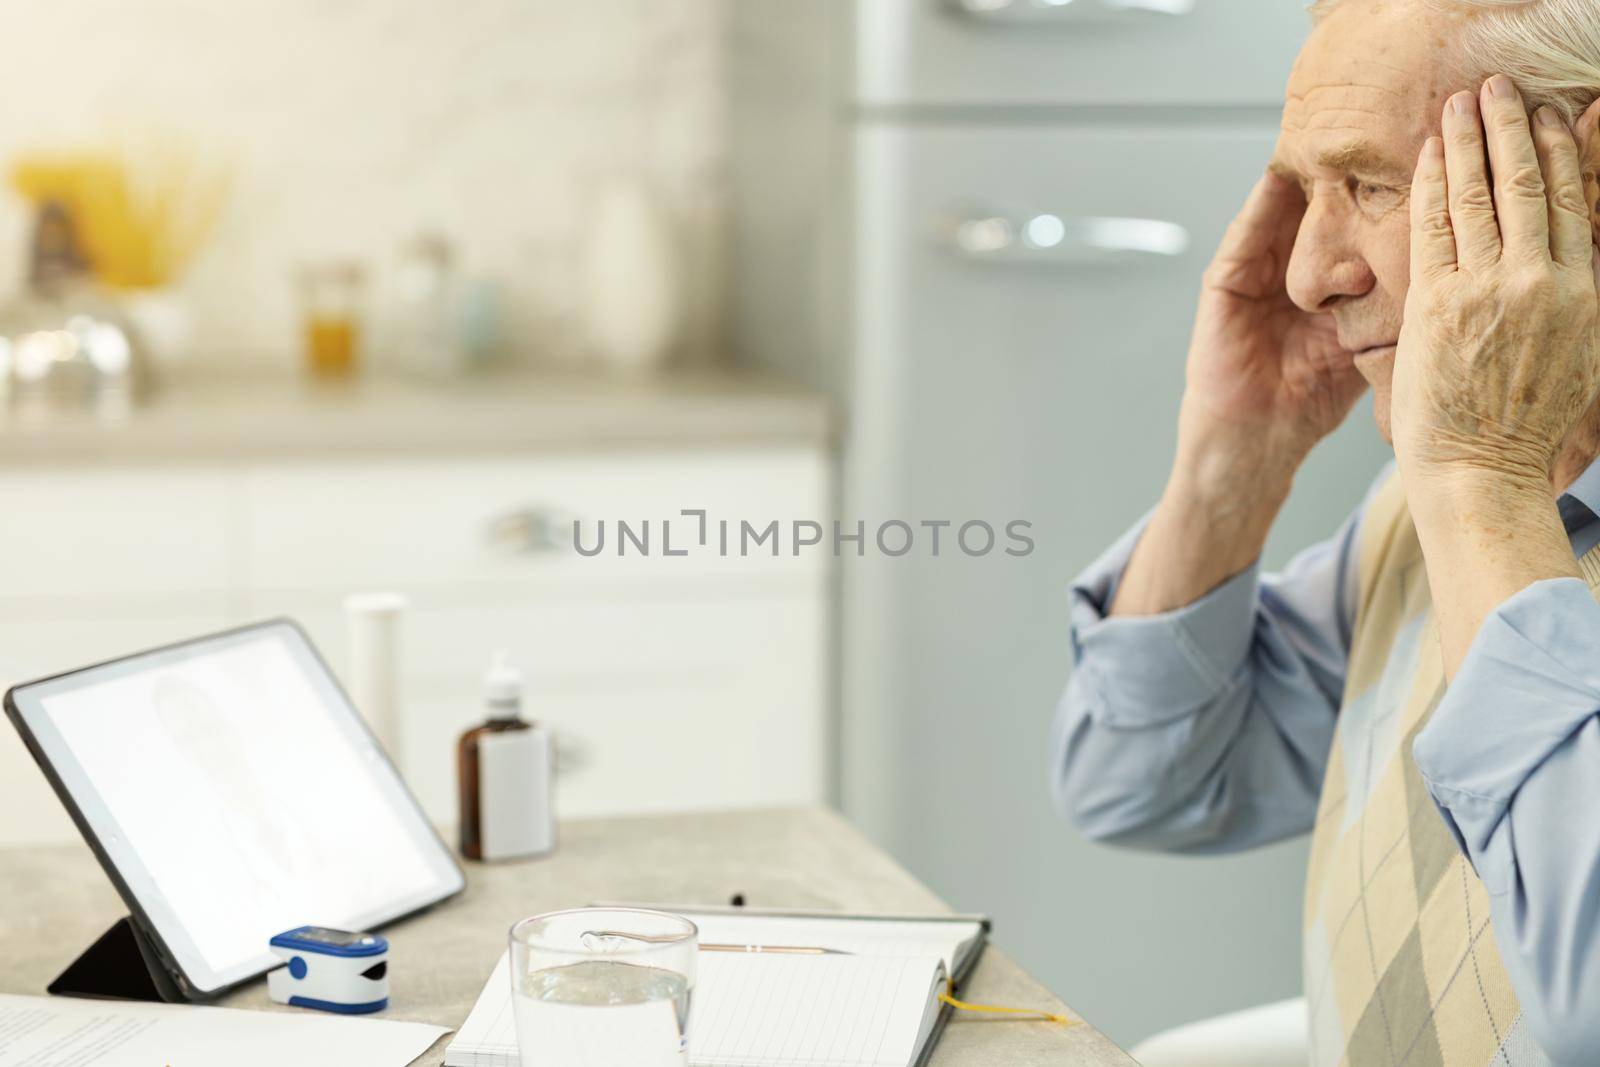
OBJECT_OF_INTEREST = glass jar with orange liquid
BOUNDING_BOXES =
[298,261,365,379]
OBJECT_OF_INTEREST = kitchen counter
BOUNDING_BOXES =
[0,368,833,465]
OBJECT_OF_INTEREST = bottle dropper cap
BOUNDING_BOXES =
[484,650,523,720]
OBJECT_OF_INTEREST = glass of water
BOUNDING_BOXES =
[509,908,697,1067]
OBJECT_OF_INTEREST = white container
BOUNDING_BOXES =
[384,234,467,379]
[579,180,682,374]
[344,592,408,768]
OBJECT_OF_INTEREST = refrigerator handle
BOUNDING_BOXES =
[945,215,1190,266]
[948,0,1195,24]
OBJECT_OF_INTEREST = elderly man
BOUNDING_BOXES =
[1049,1,1600,1064]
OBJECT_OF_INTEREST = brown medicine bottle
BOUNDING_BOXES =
[457,652,555,862]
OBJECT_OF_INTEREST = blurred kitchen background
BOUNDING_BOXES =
[0,0,1393,1049]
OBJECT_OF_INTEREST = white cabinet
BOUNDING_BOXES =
[0,445,832,847]
[241,451,824,589]
[0,469,236,600]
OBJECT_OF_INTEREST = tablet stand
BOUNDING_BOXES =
[49,915,186,1002]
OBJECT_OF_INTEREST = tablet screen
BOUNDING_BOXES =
[8,621,463,996]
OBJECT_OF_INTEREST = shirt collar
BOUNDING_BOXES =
[1559,453,1600,531]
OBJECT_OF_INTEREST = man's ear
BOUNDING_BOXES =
[1578,98,1600,247]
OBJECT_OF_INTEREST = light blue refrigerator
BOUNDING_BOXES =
[728,0,1396,1045]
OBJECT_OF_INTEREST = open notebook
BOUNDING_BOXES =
[444,907,988,1067]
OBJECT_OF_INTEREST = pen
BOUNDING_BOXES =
[701,943,851,956]
[585,930,851,955]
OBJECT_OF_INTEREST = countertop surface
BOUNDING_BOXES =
[0,806,1136,1066]
[0,368,833,464]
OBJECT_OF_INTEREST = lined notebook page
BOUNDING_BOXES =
[691,952,941,1067]
[444,915,982,1067]
[444,951,945,1067]
[446,953,518,1067]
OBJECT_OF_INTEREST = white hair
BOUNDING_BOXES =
[1309,0,1600,123]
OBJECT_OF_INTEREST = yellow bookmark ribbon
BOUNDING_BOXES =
[938,981,1077,1026]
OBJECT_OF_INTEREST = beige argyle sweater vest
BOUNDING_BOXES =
[1303,470,1564,1067]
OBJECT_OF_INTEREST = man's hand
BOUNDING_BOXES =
[1181,172,1368,491]
[1394,75,1600,676]
[1112,175,1366,617]
[1395,77,1600,491]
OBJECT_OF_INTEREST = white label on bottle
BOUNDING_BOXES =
[478,728,555,861]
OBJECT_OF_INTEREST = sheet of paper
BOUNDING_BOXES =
[0,994,448,1067]
[445,954,518,1067]
[447,949,946,1067]
[691,953,940,1067]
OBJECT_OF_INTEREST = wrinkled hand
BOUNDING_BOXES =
[1114,173,1365,618]
[1393,77,1600,489]
[1183,172,1367,474]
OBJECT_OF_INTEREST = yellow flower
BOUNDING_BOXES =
[10,139,227,290]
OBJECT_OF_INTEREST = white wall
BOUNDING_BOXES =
[0,0,728,369]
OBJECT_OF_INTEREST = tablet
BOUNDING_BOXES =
[5,619,465,999]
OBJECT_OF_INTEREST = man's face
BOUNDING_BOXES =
[1271,0,1463,442]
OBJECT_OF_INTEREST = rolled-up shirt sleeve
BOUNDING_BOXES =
[1066,520,1263,725]
[1413,577,1600,1062]
[1050,466,1388,854]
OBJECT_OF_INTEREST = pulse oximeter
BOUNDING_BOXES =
[267,926,389,1014]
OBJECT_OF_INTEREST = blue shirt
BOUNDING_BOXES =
[1050,459,1600,1062]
